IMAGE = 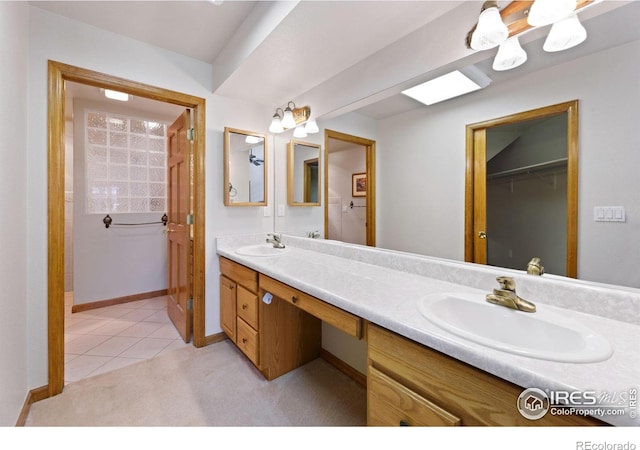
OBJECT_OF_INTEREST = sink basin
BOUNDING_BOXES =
[235,244,290,257]
[417,292,613,363]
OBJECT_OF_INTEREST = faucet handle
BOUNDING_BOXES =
[496,276,516,291]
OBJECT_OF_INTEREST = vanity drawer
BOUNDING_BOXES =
[220,257,258,293]
[260,274,362,339]
[236,285,258,329]
[236,317,259,366]
[368,366,461,426]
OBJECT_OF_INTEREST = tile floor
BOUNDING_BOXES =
[64,292,189,384]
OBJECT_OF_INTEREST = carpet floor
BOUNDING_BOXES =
[25,339,367,427]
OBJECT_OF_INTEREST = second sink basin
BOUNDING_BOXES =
[236,244,290,257]
[417,292,613,363]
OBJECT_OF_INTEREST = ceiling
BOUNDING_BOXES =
[31,1,639,122]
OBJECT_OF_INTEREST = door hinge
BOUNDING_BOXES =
[186,213,194,225]
[187,297,193,311]
[186,128,195,141]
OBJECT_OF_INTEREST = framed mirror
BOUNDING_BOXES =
[288,139,321,206]
[224,127,267,206]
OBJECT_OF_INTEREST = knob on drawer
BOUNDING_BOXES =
[291,296,298,304]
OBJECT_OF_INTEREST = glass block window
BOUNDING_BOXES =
[85,110,167,214]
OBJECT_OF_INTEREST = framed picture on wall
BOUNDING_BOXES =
[352,172,366,197]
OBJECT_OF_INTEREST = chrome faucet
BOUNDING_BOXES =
[486,276,536,313]
[306,230,320,239]
[266,233,285,249]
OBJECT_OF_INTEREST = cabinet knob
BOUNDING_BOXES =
[242,303,248,310]
[399,420,410,426]
[242,338,247,344]
[291,296,297,304]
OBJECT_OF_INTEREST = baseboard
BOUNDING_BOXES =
[320,348,367,387]
[15,385,49,426]
[71,289,168,313]
[203,332,227,347]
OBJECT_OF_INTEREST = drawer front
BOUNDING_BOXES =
[219,257,258,293]
[236,318,259,366]
[260,274,362,338]
[236,285,258,329]
[368,366,461,426]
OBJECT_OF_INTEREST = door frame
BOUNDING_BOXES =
[324,129,376,246]
[47,60,206,396]
[464,100,579,278]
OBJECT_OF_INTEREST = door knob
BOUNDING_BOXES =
[164,228,175,234]
[478,231,487,239]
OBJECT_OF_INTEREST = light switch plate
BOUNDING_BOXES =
[594,206,626,222]
[277,204,285,217]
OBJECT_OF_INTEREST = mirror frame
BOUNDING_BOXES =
[287,139,321,206]
[464,100,578,278]
[224,127,268,206]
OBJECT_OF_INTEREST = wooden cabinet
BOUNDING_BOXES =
[367,323,604,427]
[219,257,259,366]
[219,257,323,380]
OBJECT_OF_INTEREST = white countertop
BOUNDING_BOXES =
[216,234,639,426]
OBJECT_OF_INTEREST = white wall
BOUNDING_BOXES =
[377,39,640,288]
[0,1,29,426]
[27,6,273,391]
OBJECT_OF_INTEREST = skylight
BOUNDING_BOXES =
[402,67,491,106]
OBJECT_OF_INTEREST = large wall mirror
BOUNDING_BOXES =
[224,127,267,206]
[288,139,320,206]
[465,100,578,278]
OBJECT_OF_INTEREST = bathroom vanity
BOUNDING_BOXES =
[216,234,640,427]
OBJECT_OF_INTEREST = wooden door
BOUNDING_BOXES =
[167,110,192,342]
[472,128,487,264]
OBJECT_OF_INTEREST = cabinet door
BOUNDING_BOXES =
[220,275,237,342]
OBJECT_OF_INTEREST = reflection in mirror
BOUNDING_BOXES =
[466,101,578,278]
[224,127,267,206]
[288,140,321,206]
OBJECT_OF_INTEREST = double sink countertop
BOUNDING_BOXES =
[216,234,639,426]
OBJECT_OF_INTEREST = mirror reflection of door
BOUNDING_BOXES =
[224,128,267,206]
[465,101,578,277]
[303,158,319,203]
[324,129,376,246]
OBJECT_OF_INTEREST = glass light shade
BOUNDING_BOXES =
[269,116,284,133]
[281,108,296,129]
[293,125,307,138]
[492,37,528,71]
[543,14,586,52]
[104,89,129,101]
[470,6,508,51]
[304,118,319,134]
[527,0,576,27]
[245,135,262,144]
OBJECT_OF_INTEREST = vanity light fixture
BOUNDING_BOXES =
[402,66,491,106]
[467,1,594,72]
[103,89,129,101]
[268,101,318,135]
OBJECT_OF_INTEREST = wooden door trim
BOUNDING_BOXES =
[324,129,376,246]
[47,60,206,397]
[464,100,578,277]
